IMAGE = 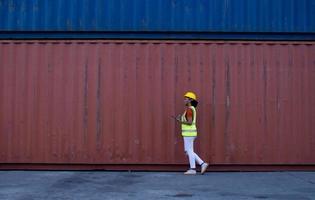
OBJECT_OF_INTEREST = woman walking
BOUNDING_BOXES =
[175,92,209,175]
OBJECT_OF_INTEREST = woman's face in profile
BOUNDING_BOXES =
[184,97,191,105]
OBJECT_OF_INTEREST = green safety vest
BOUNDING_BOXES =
[181,106,197,137]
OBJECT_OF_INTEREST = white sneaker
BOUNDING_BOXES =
[184,169,196,175]
[201,163,209,174]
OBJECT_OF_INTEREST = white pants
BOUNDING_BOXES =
[183,137,204,169]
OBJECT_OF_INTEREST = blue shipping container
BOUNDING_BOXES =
[0,0,314,40]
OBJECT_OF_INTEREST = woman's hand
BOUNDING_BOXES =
[176,114,181,122]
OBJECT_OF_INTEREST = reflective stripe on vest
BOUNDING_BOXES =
[181,106,197,137]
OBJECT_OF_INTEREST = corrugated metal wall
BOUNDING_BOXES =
[1,40,314,166]
[0,0,315,40]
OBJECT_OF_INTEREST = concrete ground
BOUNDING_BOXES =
[0,171,315,200]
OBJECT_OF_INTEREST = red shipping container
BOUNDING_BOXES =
[0,40,314,170]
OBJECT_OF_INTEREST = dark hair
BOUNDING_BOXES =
[190,100,198,107]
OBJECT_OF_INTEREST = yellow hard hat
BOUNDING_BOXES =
[184,92,197,101]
